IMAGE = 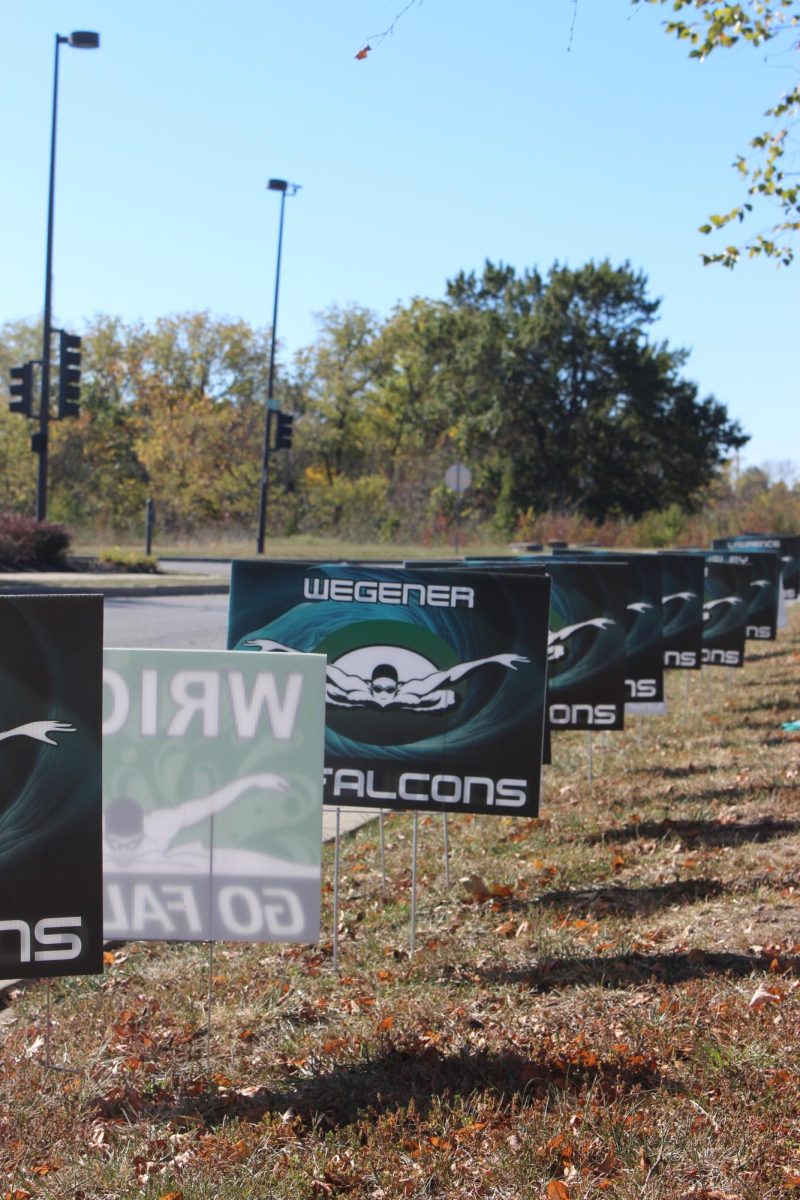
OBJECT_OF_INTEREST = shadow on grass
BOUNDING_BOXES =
[729,696,796,715]
[87,1040,669,1130]
[636,763,717,779]
[467,947,800,993]
[743,649,789,663]
[525,877,723,918]
[733,714,796,730]
[587,816,800,848]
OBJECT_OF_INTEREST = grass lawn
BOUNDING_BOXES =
[2,610,799,1198]
[69,534,512,564]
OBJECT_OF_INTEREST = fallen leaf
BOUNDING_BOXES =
[461,873,490,900]
[750,982,783,1010]
[322,1037,349,1054]
[546,1181,570,1199]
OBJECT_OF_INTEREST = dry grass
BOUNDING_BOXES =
[69,533,505,564]
[2,612,800,1198]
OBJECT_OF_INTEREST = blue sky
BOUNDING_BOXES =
[1,0,797,471]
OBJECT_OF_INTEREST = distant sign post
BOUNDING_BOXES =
[444,463,472,553]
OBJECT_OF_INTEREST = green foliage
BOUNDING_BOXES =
[0,271,759,542]
[96,547,158,572]
[634,0,800,265]
[629,503,688,548]
[431,259,747,525]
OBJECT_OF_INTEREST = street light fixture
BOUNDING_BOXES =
[37,30,100,521]
[256,177,301,555]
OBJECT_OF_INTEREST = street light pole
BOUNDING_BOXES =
[37,30,99,522]
[256,178,300,555]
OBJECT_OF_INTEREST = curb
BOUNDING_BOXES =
[0,580,230,598]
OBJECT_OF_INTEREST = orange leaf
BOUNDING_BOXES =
[376,1015,395,1033]
[322,1037,349,1054]
[454,1121,487,1139]
[546,1181,570,1199]
[355,44,371,60]
[158,1193,184,1200]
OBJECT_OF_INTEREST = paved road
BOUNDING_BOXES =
[103,593,231,649]
[158,558,233,579]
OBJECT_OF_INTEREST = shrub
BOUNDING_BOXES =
[0,512,70,566]
[97,548,158,573]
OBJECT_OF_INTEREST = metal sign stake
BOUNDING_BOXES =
[410,813,419,954]
[332,807,341,972]
[442,813,450,889]
[379,811,387,899]
[587,731,593,789]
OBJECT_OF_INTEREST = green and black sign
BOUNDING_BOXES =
[553,551,665,710]
[228,563,551,817]
[707,550,780,641]
[465,557,628,730]
[658,552,704,669]
[702,558,750,667]
[0,595,103,978]
[713,535,800,602]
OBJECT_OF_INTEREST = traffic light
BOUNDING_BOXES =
[58,330,82,419]
[9,363,34,417]
[274,411,294,450]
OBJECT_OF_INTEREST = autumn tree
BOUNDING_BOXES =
[635,0,800,265]
[434,259,748,528]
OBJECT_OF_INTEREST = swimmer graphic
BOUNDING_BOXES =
[245,638,528,712]
[103,773,304,872]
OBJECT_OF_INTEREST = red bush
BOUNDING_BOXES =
[0,512,71,566]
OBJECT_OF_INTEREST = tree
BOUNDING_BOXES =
[635,0,800,265]
[434,260,748,527]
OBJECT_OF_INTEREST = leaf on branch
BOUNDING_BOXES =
[355,45,371,60]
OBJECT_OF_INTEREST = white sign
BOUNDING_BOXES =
[445,463,472,495]
[102,647,326,943]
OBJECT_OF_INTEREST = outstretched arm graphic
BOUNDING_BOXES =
[398,653,529,698]
[164,774,291,835]
[548,618,615,660]
[0,721,76,745]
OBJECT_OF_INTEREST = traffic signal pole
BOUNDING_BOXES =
[35,31,99,520]
[37,34,65,521]
[257,179,299,555]
[256,185,287,556]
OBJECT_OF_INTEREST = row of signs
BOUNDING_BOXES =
[1,532,797,977]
